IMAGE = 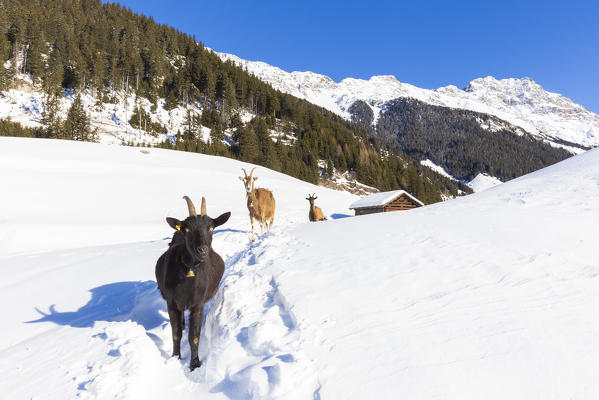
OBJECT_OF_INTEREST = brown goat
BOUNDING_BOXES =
[306,193,327,222]
[239,167,275,241]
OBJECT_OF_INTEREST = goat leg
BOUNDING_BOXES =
[250,217,255,242]
[167,303,183,359]
[188,306,204,371]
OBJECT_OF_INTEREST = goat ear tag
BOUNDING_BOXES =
[175,225,181,231]
[186,269,195,277]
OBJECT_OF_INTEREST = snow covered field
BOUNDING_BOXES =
[1,137,599,399]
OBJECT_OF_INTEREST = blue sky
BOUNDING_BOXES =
[109,0,598,112]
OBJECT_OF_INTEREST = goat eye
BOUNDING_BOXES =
[185,227,190,233]
[209,226,214,232]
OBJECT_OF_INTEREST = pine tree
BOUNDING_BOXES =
[325,156,334,179]
[252,118,280,170]
[210,119,224,143]
[183,108,197,140]
[236,126,260,163]
[219,75,237,122]
[64,94,95,141]
[41,93,62,138]
[24,24,44,79]
[0,40,10,90]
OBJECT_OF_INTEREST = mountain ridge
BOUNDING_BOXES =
[216,50,599,152]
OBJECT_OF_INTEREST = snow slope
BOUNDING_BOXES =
[217,51,599,151]
[1,137,599,399]
[467,173,503,192]
[420,159,502,193]
[0,137,356,255]
[420,159,456,181]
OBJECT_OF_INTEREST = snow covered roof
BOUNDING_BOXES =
[349,190,424,209]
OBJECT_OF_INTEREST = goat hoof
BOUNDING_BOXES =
[189,357,202,371]
[172,351,181,359]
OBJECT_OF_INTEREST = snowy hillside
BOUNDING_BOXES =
[217,51,599,151]
[0,137,356,254]
[420,159,502,193]
[467,173,503,192]
[1,137,599,399]
[0,79,223,146]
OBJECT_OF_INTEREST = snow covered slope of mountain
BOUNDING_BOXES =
[217,51,599,151]
[467,173,503,192]
[0,137,356,255]
[0,81,217,146]
[420,159,502,193]
[1,137,598,399]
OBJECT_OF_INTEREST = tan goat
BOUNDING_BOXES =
[239,167,275,241]
[306,193,327,222]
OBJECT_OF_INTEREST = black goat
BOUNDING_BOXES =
[155,196,231,371]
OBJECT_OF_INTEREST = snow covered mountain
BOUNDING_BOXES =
[1,137,599,399]
[217,51,599,152]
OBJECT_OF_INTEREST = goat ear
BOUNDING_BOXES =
[166,217,183,231]
[253,176,258,181]
[212,212,231,228]
[239,176,244,181]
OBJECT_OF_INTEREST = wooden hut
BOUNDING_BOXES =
[349,190,424,216]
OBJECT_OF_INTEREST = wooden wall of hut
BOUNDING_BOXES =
[384,194,421,211]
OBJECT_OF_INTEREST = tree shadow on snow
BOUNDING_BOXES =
[26,281,167,330]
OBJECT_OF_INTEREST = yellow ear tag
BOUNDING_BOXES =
[186,269,195,278]
[175,225,181,231]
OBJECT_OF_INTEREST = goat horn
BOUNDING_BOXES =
[183,195,197,216]
[241,168,248,177]
[248,167,257,180]
[200,196,207,216]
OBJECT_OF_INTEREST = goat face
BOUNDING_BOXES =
[239,167,258,195]
[306,194,317,206]
[167,213,230,263]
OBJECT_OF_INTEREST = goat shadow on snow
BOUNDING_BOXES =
[26,280,167,331]
[26,281,219,361]
[214,228,248,234]
[329,213,352,219]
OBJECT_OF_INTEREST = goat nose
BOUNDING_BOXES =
[197,245,209,255]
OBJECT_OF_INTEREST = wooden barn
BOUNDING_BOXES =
[349,190,424,216]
